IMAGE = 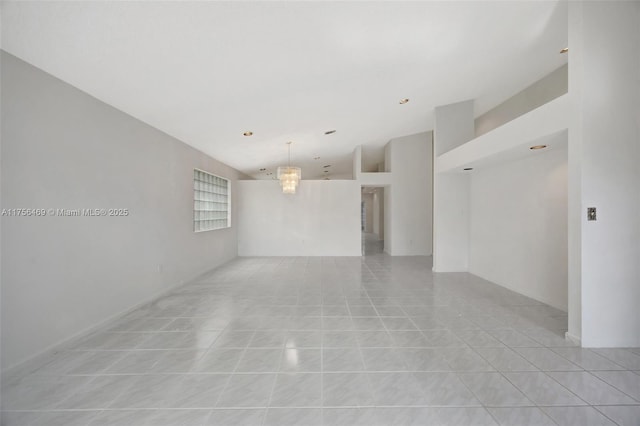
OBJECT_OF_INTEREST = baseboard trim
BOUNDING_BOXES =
[1,259,233,381]
[466,270,568,314]
[565,331,582,346]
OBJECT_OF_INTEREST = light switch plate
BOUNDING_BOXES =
[587,207,597,221]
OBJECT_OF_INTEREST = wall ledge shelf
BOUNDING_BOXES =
[436,93,568,174]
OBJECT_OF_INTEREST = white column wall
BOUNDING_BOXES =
[384,186,393,254]
[384,132,433,256]
[372,188,384,240]
[569,1,640,347]
[362,193,374,233]
[433,100,474,271]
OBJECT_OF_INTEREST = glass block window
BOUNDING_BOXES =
[193,169,230,232]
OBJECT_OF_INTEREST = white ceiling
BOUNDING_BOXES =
[1,1,567,180]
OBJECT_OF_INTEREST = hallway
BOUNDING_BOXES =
[2,256,639,425]
[362,232,384,256]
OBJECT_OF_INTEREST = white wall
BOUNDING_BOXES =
[469,142,568,311]
[569,1,640,347]
[433,100,474,271]
[362,193,374,233]
[361,146,385,173]
[352,145,362,179]
[237,180,361,256]
[384,185,393,254]
[372,188,384,240]
[432,174,470,271]
[1,52,245,371]
[384,142,392,172]
[434,101,475,156]
[385,132,433,256]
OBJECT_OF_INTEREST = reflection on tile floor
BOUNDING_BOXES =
[2,254,639,425]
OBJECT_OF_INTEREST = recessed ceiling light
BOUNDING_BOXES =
[324,170,329,173]
[324,130,336,135]
[243,131,253,136]
[399,98,409,104]
[314,156,321,160]
[259,168,266,172]
[266,172,273,175]
[323,165,331,168]
[463,167,473,171]
[530,145,548,150]
[560,47,568,54]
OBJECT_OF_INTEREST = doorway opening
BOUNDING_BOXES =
[361,186,384,255]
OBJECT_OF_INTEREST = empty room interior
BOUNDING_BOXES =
[1,1,639,426]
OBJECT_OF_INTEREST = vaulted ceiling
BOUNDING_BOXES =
[1,1,568,179]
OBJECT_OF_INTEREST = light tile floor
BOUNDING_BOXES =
[2,248,640,425]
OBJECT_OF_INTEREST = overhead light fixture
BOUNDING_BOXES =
[530,145,548,150]
[399,98,409,104]
[277,142,301,194]
[259,168,266,172]
[463,167,473,171]
[243,131,253,136]
[560,47,568,54]
[314,156,321,160]
[323,165,331,168]
[324,130,336,135]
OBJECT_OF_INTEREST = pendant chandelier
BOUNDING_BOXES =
[277,141,301,194]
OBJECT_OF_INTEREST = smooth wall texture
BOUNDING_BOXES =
[236,180,361,256]
[469,143,569,311]
[372,188,384,240]
[434,101,475,156]
[362,193,374,233]
[1,52,245,371]
[385,132,433,256]
[433,101,474,271]
[384,184,393,254]
[569,1,640,347]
